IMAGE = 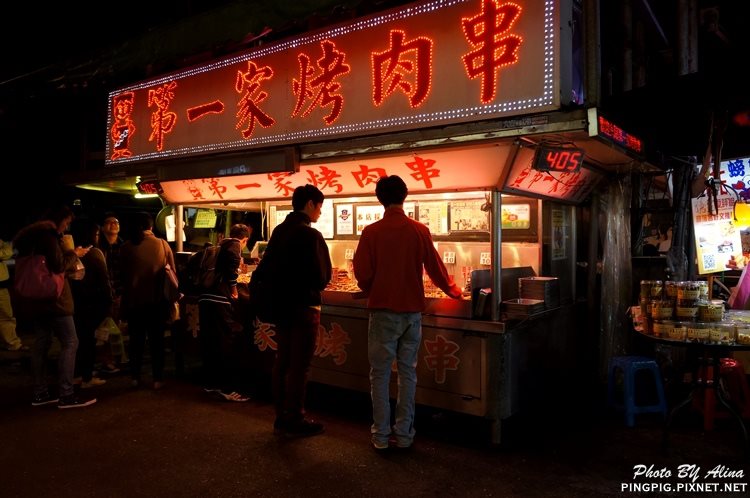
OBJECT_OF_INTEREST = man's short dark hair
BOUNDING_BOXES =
[375,175,408,207]
[230,223,252,239]
[292,185,325,211]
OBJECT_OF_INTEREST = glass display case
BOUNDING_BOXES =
[265,191,541,318]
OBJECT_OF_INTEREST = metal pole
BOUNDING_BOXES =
[175,205,184,252]
[491,190,502,321]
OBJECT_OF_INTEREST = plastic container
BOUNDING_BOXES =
[677,281,701,302]
[664,281,679,301]
[652,320,673,338]
[736,324,750,345]
[675,305,698,321]
[698,300,724,322]
[708,322,735,345]
[641,280,663,300]
[668,322,687,341]
[686,322,710,343]
[651,300,674,320]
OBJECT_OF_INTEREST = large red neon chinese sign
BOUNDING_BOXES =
[106,0,558,165]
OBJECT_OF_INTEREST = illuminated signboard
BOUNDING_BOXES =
[503,146,602,203]
[106,0,560,165]
[531,145,584,173]
[136,180,162,195]
[158,144,512,203]
[691,191,742,274]
[595,116,643,154]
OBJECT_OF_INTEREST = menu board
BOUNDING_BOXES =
[193,208,218,229]
[355,204,383,235]
[271,206,292,234]
[418,201,449,235]
[317,200,334,239]
[270,202,333,238]
[449,199,489,232]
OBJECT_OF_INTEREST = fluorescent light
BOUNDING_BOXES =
[134,193,160,199]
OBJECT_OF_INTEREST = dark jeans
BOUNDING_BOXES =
[199,299,243,392]
[272,307,319,423]
[31,315,78,398]
[74,311,105,382]
[126,303,168,382]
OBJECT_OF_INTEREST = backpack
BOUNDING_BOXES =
[191,245,220,291]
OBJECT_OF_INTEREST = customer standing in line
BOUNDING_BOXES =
[70,218,112,389]
[97,212,125,372]
[250,185,332,437]
[98,213,124,320]
[119,212,173,390]
[353,175,462,451]
[0,239,27,352]
[12,205,96,408]
[198,223,252,402]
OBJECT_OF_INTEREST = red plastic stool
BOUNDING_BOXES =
[693,358,750,429]
[719,358,750,419]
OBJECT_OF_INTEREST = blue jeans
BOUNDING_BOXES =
[31,315,79,398]
[368,310,421,447]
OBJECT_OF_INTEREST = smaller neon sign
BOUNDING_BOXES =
[136,181,162,195]
[597,116,643,154]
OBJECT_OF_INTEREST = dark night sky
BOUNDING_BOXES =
[2,0,750,239]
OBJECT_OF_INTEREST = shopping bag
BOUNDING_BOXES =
[95,316,120,342]
[13,255,65,300]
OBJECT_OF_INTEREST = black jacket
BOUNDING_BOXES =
[251,211,331,322]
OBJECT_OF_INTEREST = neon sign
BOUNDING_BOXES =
[106,0,559,165]
[597,116,643,154]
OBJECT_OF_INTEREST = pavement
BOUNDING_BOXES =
[1,331,749,498]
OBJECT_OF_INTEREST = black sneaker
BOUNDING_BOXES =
[282,419,324,438]
[58,395,97,409]
[273,418,286,436]
[31,393,59,406]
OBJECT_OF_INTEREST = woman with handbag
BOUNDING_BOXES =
[12,205,96,409]
[119,212,174,390]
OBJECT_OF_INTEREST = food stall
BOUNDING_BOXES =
[64,0,657,442]
[155,142,598,443]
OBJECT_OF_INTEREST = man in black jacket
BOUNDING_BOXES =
[251,185,332,437]
[197,223,251,401]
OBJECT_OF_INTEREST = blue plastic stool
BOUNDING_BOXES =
[607,356,668,427]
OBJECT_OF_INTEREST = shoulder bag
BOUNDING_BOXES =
[158,240,180,303]
[14,254,65,300]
